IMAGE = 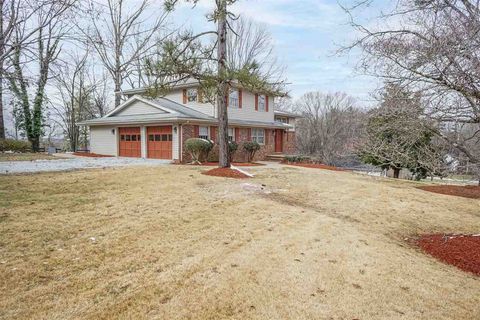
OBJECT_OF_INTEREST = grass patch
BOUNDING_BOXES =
[0,153,66,162]
[0,165,479,319]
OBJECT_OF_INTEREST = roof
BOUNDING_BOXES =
[79,96,292,129]
[274,110,302,118]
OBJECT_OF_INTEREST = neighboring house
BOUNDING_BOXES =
[80,80,300,163]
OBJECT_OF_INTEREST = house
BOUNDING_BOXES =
[80,80,300,163]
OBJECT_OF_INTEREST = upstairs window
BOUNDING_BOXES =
[187,88,198,103]
[258,95,266,111]
[199,126,209,140]
[251,128,265,144]
[229,90,239,108]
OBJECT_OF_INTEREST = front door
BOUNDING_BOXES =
[275,129,283,153]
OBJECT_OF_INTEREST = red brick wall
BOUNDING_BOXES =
[181,124,295,163]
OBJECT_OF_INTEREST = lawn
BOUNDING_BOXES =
[0,165,479,319]
[0,152,66,162]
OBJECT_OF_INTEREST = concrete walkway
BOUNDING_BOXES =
[0,156,171,174]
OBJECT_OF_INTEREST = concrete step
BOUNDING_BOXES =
[266,153,286,161]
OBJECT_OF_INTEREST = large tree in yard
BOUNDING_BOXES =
[146,0,285,168]
[343,0,480,183]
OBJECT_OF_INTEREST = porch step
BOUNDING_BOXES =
[266,153,286,162]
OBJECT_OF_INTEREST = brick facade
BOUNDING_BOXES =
[180,124,296,163]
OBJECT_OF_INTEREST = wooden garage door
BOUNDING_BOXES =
[119,127,141,157]
[147,126,172,159]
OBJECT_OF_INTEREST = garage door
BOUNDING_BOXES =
[119,127,141,157]
[147,126,172,159]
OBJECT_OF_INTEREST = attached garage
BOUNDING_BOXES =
[147,126,173,159]
[119,127,141,157]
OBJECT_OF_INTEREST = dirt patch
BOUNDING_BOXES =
[284,162,347,172]
[202,162,264,167]
[73,152,112,158]
[202,167,250,179]
[415,234,480,276]
[418,185,480,199]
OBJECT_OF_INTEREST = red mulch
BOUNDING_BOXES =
[415,234,480,276]
[202,167,250,179]
[73,152,112,158]
[199,162,265,167]
[284,162,347,172]
[418,185,480,199]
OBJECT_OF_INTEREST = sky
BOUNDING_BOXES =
[169,0,389,104]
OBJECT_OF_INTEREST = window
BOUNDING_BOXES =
[121,135,125,141]
[149,135,154,141]
[199,126,209,139]
[126,135,131,141]
[229,90,239,108]
[187,88,198,102]
[251,128,265,144]
[154,134,161,141]
[276,116,289,124]
[131,135,137,141]
[258,95,266,111]
[228,127,234,141]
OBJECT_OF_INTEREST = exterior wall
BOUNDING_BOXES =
[163,87,275,123]
[90,126,117,156]
[165,89,216,117]
[283,132,296,155]
[114,101,165,116]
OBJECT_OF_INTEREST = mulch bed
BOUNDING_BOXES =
[202,167,250,179]
[418,185,480,199]
[73,152,112,158]
[199,162,265,167]
[283,162,347,172]
[415,234,480,276]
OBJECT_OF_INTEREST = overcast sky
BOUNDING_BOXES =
[170,0,389,104]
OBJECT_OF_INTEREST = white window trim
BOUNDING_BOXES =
[228,127,234,141]
[229,90,239,108]
[199,126,209,140]
[258,95,266,111]
[187,88,198,103]
[251,128,265,145]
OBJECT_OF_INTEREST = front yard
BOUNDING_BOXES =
[0,152,65,162]
[0,164,478,319]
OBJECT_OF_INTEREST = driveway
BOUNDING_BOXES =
[0,156,171,174]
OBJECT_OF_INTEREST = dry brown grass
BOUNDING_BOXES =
[0,153,66,162]
[0,165,479,320]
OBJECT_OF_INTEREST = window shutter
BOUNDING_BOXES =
[266,96,269,112]
[238,89,243,108]
[255,94,258,111]
[183,89,187,104]
[235,128,240,142]
[247,128,252,141]
[194,125,199,137]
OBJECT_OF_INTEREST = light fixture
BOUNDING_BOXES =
[174,126,178,133]
[111,129,115,135]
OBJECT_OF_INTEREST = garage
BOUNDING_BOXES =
[119,127,141,157]
[147,126,173,159]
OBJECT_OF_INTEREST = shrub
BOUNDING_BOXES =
[284,155,310,163]
[185,138,213,164]
[228,141,238,162]
[0,139,32,153]
[243,141,260,162]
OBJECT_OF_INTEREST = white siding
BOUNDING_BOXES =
[90,126,117,156]
[173,124,180,161]
[114,101,165,116]
[164,89,216,117]
[229,91,274,122]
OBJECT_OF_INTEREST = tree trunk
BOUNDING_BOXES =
[393,168,400,179]
[217,0,230,168]
[0,0,5,140]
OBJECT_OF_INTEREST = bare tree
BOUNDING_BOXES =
[7,0,75,151]
[342,0,480,183]
[51,50,97,151]
[295,91,365,165]
[0,0,73,139]
[84,0,170,108]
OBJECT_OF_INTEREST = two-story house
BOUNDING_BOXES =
[81,79,300,163]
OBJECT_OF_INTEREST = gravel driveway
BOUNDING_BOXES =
[0,157,171,174]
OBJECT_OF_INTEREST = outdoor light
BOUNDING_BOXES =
[174,126,177,133]
[111,129,115,135]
